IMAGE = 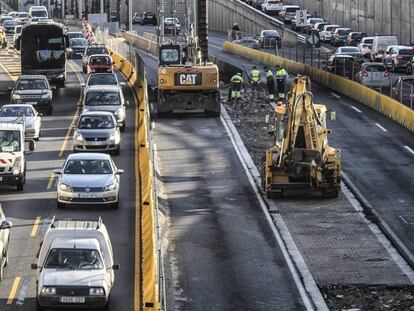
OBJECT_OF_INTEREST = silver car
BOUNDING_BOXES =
[54,153,123,209]
[82,86,126,131]
[73,111,121,155]
[0,104,42,140]
[355,63,391,89]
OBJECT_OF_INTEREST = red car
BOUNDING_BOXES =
[86,54,114,74]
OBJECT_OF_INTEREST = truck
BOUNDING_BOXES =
[31,218,119,311]
[156,0,221,116]
[0,122,35,191]
[16,21,68,87]
[0,204,12,281]
[263,75,341,198]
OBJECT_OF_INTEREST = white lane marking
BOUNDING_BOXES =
[351,106,362,113]
[220,105,327,311]
[341,173,414,284]
[375,123,388,132]
[15,277,30,305]
[404,145,414,156]
[331,92,341,99]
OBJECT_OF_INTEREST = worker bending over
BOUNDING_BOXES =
[264,66,275,102]
[249,66,262,99]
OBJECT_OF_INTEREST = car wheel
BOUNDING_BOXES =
[112,146,120,156]
[82,65,86,73]
[4,251,8,267]
[392,62,396,72]
[16,182,23,191]
[57,201,65,209]
[112,201,119,209]
[120,122,126,132]
[0,262,3,281]
[36,299,44,311]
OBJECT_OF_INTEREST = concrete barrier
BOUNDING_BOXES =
[223,41,414,132]
[120,31,158,55]
[111,50,160,310]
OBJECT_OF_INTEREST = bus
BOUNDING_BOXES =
[16,21,68,86]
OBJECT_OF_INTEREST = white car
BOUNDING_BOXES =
[32,218,118,310]
[358,37,374,57]
[261,0,283,14]
[54,153,123,209]
[0,104,42,140]
[0,205,12,281]
[279,5,300,23]
[319,24,340,42]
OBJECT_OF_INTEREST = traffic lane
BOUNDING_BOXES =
[0,63,136,309]
[313,85,414,255]
[155,118,305,311]
[0,62,81,309]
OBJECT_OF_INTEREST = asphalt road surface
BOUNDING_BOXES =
[0,54,137,310]
[134,23,414,269]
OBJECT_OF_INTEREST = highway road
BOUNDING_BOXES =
[0,51,137,310]
[134,24,414,266]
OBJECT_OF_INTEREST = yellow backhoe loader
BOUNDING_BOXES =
[263,75,341,198]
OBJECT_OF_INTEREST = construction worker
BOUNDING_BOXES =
[230,72,244,102]
[264,66,275,102]
[249,66,261,99]
[275,65,288,99]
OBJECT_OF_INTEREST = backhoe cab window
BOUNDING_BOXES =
[161,49,179,63]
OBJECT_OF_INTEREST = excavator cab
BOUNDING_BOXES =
[159,44,181,66]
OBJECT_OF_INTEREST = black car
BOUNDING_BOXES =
[345,32,367,46]
[331,28,352,46]
[67,38,88,59]
[132,12,157,25]
[325,54,360,79]
[2,19,15,34]
[258,30,282,49]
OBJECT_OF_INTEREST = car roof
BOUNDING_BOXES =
[79,111,114,117]
[1,104,35,109]
[51,237,100,250]
[336,27,351,31]
[86,85,119,91]
[283,5,300,8]
[67,152,111,160]
[325,24,340,28]
[88,54,111,58]
[17,75,47,80]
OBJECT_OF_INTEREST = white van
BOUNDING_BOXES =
[28,6,48,22]
[370,35,398,62]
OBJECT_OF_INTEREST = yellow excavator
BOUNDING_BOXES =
[156,0,220,117]
[263,75,341,198]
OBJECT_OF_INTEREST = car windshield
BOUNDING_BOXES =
[338,29,351,35]
[399,49,414,56]
[364,65,386,72]
[44,248,104,270]
[340,47,359,53]
[67,32,83,39]
[3,20,14,25]
[285,7,299,12]
[18,13,28,18]
[85,91,120,106]
[86,47,108,56]
[144,12,154,16]
[0,130,21,152]
[310,18,323,24]
[70,38,88,46]
[31,10,47,17]
[64,159,113,174]
[78,115,114,129]
[363,38,373,44]
[0,106,35,117]
[90,56,111,65]
[88,74,118,86]
[263,31,279,37]
[16,79,47,90]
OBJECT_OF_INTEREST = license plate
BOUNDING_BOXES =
[26,102,37,105]
[60,296,85,303]
[78,193,99,198]
[89,141,103,145]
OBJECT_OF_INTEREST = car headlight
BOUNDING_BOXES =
[89,287,105,296]
[12,156,21,175]
[59,183,73,192]
[57,73,64,79]
[103,183,116,192]
[12,94,21,100]
[41,287,56,296]
[114,108,123,116]
[75,133,83,142]
[41,93,50,99]
[109,132,120,142]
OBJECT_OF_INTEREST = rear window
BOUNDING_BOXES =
[341,47,359,53]
[326,26,336,31]
[285,7,299,12]
[399,49,414,56]
[403,79,414,86]
[364,38,373,44]
[268,1,280,4]
[338,29,351,35]
[90,56,111,65]
[86,47,108,56]
[263,31,279,37]
[364,65,386,72]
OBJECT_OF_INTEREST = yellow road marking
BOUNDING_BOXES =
[7,277,21,304]
[0,57,18,81]
[47,174,55,190]
[30,216,41,237]
[58,61,83,157]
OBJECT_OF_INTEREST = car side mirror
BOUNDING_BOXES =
[53,168,62,175]
[51,86,56,90]
[126,100,130,106]
[112,264,120,270]
[116,122,122,128]
[38,113,43,117]
[116,169,124,175]
[29,139,35,151]
[119,82,126,87]
[0,220,12,230]
[31,263,38,269]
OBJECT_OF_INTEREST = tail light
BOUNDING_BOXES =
[396,56,403,60]
[384,71,391,77]
[361,71,368,77]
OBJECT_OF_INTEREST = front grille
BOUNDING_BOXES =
[21,95,42,99]
[71,198,107,203]
[85,145,107,150]
[85,137,107,142]
[72,186,103,192]
[0,167,5,173]
[55,286,89,296]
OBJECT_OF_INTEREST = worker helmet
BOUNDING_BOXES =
[237,72,242,76]
[252,66,257,70]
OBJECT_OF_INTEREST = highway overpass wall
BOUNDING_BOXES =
[288,0,414,45]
